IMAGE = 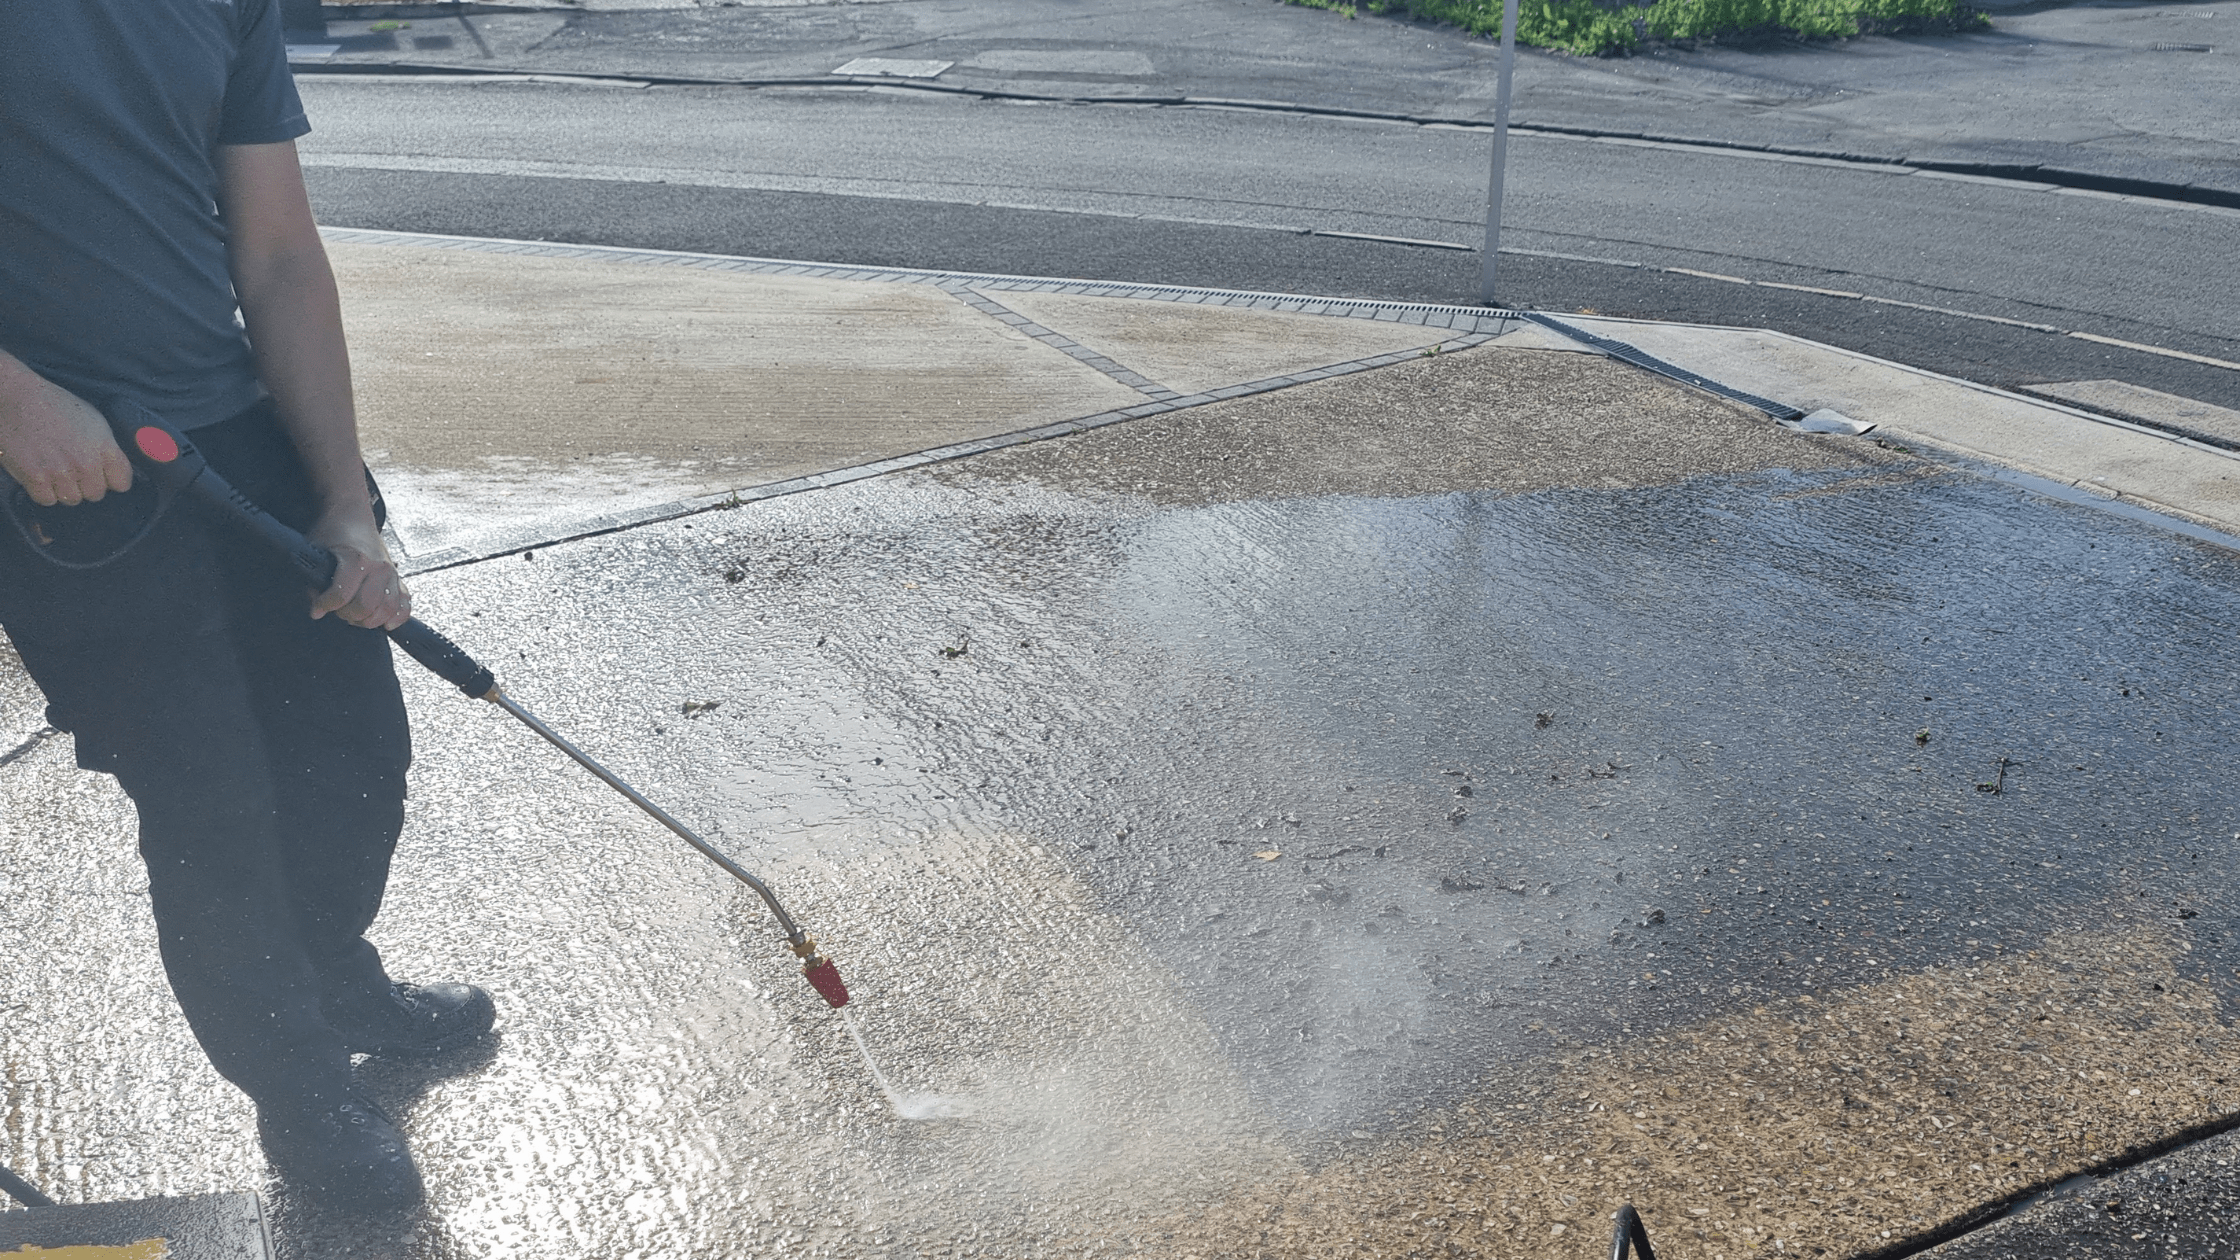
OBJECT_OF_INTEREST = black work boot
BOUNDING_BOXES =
[258,1094,424,1210]
[327,982,497,1058]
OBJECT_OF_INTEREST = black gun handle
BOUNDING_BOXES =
[217,475,343,591]
[197,458,500,699]
[389,617,497,698]
[103,400,341,588]
[100,400,500,699]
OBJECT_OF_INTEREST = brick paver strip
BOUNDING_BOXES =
[952,288,1183,401]
[321,227,1520,333]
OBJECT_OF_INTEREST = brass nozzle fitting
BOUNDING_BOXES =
[789,936,821,962]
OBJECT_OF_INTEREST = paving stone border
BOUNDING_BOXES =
[951,288,1182,401]
[319,227,1520,573]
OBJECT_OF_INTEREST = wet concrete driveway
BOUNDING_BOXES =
[5,346,2239,1259]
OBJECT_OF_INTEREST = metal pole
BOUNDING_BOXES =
[485,689,810,945]
[1479,0,1522,306]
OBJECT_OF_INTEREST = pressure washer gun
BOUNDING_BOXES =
[104,400,850,1011]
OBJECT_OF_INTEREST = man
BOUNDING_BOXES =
[1,0,493,1209]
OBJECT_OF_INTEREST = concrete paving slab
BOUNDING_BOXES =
[1552,315,2240,538]
[2020,379,2240,449]
[1165,926,2237,1260]
[988,288,1456,397]
[331,240,1151,555]
[333,237,1515,562]
[948,344,1899,508]
[15,337,2240,1260]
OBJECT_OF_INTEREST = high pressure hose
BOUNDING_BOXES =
[98,401,848,1010]
[0,1161,55,1208]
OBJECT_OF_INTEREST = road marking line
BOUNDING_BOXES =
[1393,244,2216,363]
[1498,245,1644,269]
[1593,261,2220,357]
[1756,281,1865,299]
[1314,229,1473,251]
[2067,332,2240,372]
[1666,267,1753,285]
[1859,294,2064,332]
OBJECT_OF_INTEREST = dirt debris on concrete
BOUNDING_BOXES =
[1151,927,2239,1259]
[948,346,1911,508]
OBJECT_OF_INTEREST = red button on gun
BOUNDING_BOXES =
[133,426,179,463]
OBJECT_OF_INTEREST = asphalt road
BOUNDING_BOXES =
[300,0,2240,198]
[296,77,2240,411]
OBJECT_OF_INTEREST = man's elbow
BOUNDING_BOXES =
[231,237,337,307]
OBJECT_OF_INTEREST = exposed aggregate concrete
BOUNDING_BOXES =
[1158,929,2240,1259]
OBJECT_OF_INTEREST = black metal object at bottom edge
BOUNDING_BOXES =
[1610,1203,1658,1259]
[0,1161,54,1209]
[0,1191,272,1260]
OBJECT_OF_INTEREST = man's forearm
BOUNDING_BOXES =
[233,242,372,525]
[219,140,372,528]
[0,345,49,417]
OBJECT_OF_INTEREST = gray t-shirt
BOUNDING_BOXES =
[1,0,311,430]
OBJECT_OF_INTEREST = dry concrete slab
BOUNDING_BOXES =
[2019,379,2240,449]
[1552,316,2240,540]
[986,289,1451,397]
[329,238,1491,561]
[951,344,1903,508]
[331,242,1150,555]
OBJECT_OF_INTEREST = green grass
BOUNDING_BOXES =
[1284,0,1983,56]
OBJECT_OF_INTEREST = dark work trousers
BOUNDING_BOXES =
[0,400,410,1112]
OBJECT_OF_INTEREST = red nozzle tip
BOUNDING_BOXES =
[803,957,849,1009]
[133,426,180,463]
